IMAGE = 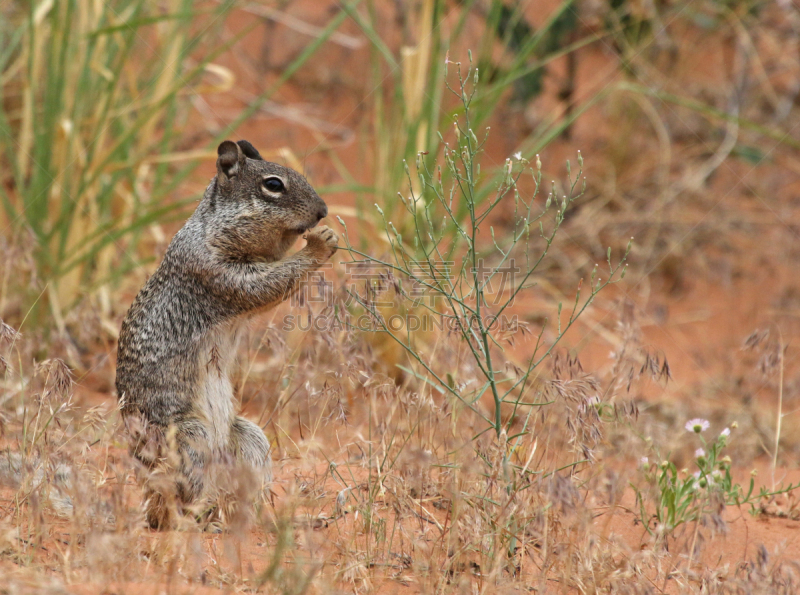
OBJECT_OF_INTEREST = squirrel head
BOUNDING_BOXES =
[203,139,329,262]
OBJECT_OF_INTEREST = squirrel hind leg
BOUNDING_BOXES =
[175,421,212,501]
[142,420,212,530]
[229,416,273,485]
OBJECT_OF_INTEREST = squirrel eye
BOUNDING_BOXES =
[262,177,285,193]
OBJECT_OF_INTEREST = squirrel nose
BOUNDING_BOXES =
[316,205,328,221]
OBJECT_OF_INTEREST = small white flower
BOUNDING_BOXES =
[690,472,701,490]
[695,448,706,458]
[513,152,523,161]
[640,456,649,466]
[721,428,731,437]
[691,470,707,489]
[686,418,710,433]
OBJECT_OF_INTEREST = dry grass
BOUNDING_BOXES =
[0,285,797,594]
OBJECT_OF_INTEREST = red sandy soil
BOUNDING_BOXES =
[2,461,799,594]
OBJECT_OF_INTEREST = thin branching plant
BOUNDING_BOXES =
[337,52,631,440]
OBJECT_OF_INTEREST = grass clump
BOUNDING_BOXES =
[0,0,237,327]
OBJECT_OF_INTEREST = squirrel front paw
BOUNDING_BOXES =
[304,225,339,261]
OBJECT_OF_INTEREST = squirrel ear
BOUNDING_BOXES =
[237,140,264,161]
[216,140,243,181]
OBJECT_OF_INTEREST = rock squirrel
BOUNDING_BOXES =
[115,139,338,529]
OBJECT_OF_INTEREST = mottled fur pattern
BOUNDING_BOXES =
[116,140,338,529]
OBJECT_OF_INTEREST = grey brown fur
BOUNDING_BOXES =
[115,140,338,529]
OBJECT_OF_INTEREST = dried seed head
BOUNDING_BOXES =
[0,320,19,344]
[743,328,769,350]
[35,358,74,403]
